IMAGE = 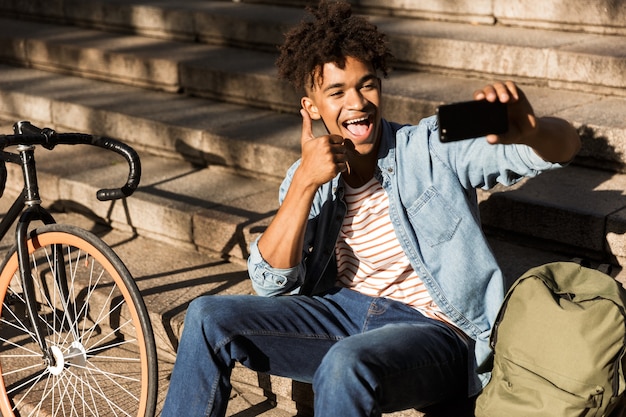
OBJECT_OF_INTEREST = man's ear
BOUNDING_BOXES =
[301,96,321,120]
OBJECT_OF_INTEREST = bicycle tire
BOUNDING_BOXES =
[0,224,158,416]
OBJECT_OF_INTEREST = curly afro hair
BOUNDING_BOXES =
[276,0,392,92]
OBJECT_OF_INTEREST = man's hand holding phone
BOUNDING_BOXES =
[437,81,538,145]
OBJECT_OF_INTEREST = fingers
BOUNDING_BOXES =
[329,135,349,173]
[473,81,535,145]
[326,134,340,144]
[474,81,520,103]
[300,108,315,146]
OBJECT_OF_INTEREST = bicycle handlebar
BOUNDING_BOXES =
[3,121,141,201]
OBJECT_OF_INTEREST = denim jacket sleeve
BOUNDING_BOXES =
[247,237,305,296]
[425,116,566,190]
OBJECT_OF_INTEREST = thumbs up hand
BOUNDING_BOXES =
[298,109,348,189]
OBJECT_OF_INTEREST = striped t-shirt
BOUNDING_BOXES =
[335,177,456,327]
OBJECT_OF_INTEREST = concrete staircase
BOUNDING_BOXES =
[0,1,625,415]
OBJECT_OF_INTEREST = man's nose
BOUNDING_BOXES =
[345,88,367,109]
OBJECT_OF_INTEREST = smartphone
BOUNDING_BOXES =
[437,99,508,142]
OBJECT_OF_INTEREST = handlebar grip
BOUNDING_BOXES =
[96,187,133,201]
[90,136,141,201]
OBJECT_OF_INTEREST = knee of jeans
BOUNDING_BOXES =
[184,297,209,323]
[315,341,371,387]
[184,296,227,331]
[184,296,246,336]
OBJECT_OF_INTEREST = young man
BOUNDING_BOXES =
[162,1,581,416]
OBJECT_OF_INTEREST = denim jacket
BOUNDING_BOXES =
[247,115,564,390]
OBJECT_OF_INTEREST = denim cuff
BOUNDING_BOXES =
[247,238,304,297]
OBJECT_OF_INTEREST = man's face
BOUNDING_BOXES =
[302,56,382,155]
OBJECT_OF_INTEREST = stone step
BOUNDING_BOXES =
[0,2,625,98]
[0,60,624,175]
[0,64,302,179]
[478,166,626,265]
[2,143,278,261]
[2,0,625,37]
[239,0,626,34]
[492,0,626,35]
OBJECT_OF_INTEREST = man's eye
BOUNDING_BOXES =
[329,91,343,97]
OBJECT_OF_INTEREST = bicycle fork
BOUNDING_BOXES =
[12,144,67,367]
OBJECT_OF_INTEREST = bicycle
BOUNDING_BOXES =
[0,121,158,416]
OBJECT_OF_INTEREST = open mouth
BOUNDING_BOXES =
[343,116,373,138]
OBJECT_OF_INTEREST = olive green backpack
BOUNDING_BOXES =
[476,261,626,417]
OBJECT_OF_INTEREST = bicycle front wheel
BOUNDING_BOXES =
[0,224,157,416]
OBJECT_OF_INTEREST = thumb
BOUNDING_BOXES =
[300,108,315,146]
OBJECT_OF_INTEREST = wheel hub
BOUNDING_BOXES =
[47,341,87,376]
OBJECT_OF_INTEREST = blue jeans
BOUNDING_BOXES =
[161,288,469,417]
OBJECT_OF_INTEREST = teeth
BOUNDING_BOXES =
[345,117,368,125]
